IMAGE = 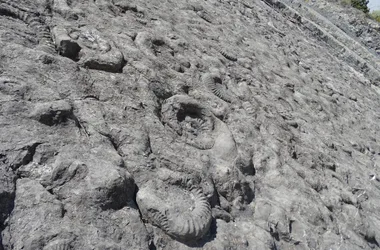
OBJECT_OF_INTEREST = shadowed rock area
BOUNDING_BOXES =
[1,0,380,249]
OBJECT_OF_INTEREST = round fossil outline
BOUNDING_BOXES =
[136,178,212,241]
[202,72,234,103]
[134,31,175,58]
[161,95,216,150]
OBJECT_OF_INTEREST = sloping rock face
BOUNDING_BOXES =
[1,0,380,249]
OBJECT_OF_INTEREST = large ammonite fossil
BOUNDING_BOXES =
[161,95,216,150]
[136,178,212,241]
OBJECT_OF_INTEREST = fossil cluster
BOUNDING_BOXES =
[1,0,380,249]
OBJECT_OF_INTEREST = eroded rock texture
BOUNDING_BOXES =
[1,0,380,249]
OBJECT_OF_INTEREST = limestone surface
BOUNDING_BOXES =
[1,0,380,249]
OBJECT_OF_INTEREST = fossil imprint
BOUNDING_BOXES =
[202,72,234,103]
[43,239,72,250]
[161,95,216,150]
[136,178,212,241]
[0,0,56,54]
[161,95,237,160]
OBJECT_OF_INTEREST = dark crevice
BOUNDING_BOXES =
[108,135,120,154]
[182,85,190,94]
[0,7,19,20]
[148,241,156,250]
[208,218,217,239]
[0,220,5,250]
[46,188,54,195]
[153,102,162,121]
[38,110,73,126]
[61,205,67,218]
[58,41,81,61]
[21,143,40,166]
[149,80,173,121]
[365,234,380,248]
[10,142,42,170]
[71,114,90,136]
[0,154,6,164]
[114,3,144,16]
[291,151,297,159]
[289,220,294,234]
[0,164,16,250]
[146,135,153,156]
[0,191,15,224]
[174,65,185,73]
[152,39,165,47]
[118,57,127,73]
[176,104,203,122]
[100,132,125,160]
[209,179,220,208]
[269,222,280,241]
[0,234,3,250]
[81,56,126,74]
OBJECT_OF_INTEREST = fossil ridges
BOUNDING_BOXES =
[136,178,212,241]
[0,1,55,53]
[202,73,233,103]
[161,95,216,150]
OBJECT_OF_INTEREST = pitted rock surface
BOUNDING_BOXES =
[1,0,380,249]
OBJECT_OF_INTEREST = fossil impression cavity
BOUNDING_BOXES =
[161,95,216,150]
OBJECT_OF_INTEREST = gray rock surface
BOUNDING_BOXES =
[1,0,380,249]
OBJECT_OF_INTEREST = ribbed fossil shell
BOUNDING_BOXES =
[0,1,56,54]
[135,31,173,58]
[37,25,56,54]
[43,239,72,250]
[136,179,212,241]
[216,46,237,61]
[202,73,233,103]
[196,10,213,23]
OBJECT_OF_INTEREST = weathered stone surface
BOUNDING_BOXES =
[1,0,380,249]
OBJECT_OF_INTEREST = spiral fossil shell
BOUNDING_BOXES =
[136,179,212,241]
[161,95,216,150]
